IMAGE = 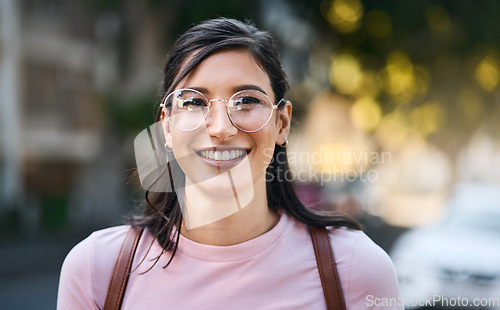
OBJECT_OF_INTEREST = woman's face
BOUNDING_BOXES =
[162,49,291,198]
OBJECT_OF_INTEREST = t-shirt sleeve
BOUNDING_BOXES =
[343,231,403,309]
[57,234,96,310]
[57,226,130,309]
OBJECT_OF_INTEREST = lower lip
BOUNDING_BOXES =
[196,152,248,170]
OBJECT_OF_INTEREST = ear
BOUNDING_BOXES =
[160,109,173,149]
[276,100,292,146]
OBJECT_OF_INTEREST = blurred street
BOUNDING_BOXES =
[0,235,83,310]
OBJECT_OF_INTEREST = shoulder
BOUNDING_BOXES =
[329,227,403,309]
[63,225,131,273]
[329,227,389,263]
[57,225,131,309]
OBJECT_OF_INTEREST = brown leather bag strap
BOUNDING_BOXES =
[309,226,346,310]
[104,227,143,310]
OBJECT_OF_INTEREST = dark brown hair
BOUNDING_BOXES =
[131,17,361,268]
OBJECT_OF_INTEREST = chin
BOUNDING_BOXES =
[188,168,254,195]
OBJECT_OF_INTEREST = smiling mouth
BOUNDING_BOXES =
[195,147,249,170]
[198,149,247,161]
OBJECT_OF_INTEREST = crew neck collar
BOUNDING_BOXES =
[176,213,289,262]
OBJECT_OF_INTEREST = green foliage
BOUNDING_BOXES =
[163,0,260,38]
[100,91,158,134]
[41,194,67,231]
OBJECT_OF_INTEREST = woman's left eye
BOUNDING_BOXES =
[235,96,262,105]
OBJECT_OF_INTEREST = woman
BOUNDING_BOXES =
[58,18,402,309]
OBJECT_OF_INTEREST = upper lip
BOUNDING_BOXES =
[194,146,250,153]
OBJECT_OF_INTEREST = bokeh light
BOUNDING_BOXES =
[475,54,499,92]
[350,96,382,131]
[329,53,363,95]
[325,0,363,34]
[375,110,409,150]
[409,101,446,137]
[357,70,379,98]
[379,51,418,103]
[425,5,451,32]
[313,143,357,174]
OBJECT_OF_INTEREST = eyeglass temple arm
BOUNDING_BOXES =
[275,98,287,108]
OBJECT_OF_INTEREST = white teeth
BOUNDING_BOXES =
[199,149,246,161]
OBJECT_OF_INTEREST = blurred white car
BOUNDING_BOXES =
[390,183,500,309]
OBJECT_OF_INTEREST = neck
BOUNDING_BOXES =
[179,177,280,246]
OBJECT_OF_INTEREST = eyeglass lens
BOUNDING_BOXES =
[166,89,274,132]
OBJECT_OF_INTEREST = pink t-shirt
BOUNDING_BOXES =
[57,214,402,309]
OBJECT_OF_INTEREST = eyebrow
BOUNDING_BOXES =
[233,85,268,95]
[187,85,268,95]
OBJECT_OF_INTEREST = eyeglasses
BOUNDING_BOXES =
[160,88,283,132]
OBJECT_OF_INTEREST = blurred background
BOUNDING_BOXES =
[1,0,499,309]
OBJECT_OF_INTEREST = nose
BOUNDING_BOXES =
[205,100,238,141]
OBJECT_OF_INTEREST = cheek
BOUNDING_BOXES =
[261,147,276,169]
[171,132,200,177]
[258,123,279,148]
[253,131,278,167]
[171,131,194,158]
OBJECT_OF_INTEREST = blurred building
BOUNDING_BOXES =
[0,0,166,233]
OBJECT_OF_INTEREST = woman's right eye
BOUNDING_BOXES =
[182,98,206,107]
